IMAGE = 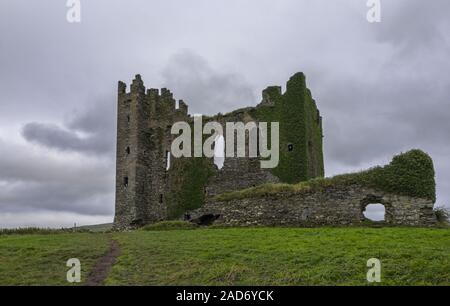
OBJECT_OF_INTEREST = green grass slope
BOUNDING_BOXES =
[0,228,448,286]
[107,227,449,286]
[0,233,110,285]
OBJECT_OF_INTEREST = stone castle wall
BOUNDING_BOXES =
[114,73,325,229]
[189,185,436,227]
[113,73,437,230]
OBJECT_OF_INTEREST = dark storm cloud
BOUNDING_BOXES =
[22,122,107,155]
[161,50,256,115]
[22,99,116,155]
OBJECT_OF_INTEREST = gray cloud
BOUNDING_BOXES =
[322,74,450,167]
[372,0,450,51]
[22,122,108,155]
[0,180,113,215]
[161,50,256,115]
[0,137,114,216]
[22,99,116,155]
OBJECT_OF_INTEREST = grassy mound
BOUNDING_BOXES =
[141,221,198,231]
[215,149,436,202]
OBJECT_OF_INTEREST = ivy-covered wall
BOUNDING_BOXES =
[214,149,436,203]
[252,72,324,183]
[165,73,324,218]
[189,150,437,227]
[166,156,215,219]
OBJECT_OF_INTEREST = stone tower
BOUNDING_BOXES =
[114,75,189,229]
[114,73,324,229]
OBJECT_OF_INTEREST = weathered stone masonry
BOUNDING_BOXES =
[190,186,436,227]
[189,148,437,227]
[114,73,436,229]
[114,73,324,229]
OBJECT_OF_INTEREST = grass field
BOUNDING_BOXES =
[0,227,449,285]
[0,233,110,285]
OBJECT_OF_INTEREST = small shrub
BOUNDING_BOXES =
[141,221,198,231]
[434,206,450,224]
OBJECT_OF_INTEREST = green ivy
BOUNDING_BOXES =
[215,150,436,202]
[166,157,215,219]
[252,72,324,183]
[166,73,326,216]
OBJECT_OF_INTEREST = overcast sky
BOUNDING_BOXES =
[0,0,449,228]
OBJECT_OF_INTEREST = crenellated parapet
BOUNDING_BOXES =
[117,75,190,124]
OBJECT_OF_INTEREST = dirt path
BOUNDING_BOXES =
[85,239,120,286]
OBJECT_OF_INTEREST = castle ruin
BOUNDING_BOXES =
[114,73,324,229]
[114,73,436,229]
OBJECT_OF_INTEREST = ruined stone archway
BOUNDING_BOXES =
[363,204,385,221]
[360,195,393,224]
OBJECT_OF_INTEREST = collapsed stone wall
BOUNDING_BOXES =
[189,185,436,227]
[189,149,437,227]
